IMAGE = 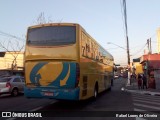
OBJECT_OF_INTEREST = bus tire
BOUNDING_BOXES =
[108,86,111,91]
[94,83,98,98]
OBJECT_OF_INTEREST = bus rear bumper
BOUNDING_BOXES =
[24,87,80,100]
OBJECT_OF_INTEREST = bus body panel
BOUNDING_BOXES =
[24,61,80,100]
[24,87,80,100]
[78,26,114,100]
[24,23,114,100]
[25,44,78,61]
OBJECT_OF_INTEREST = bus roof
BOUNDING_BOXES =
[28,23,79,29]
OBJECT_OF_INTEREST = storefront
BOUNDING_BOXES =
[140,54,160,89]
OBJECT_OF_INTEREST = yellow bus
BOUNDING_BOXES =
[24,23,114,100]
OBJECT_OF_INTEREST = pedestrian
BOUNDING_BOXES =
[142,74,147,89]
[137,74,142,89]
[130,73,135,84]
[133,73,137,79]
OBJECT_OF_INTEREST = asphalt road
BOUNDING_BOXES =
[1,77,159,120]
[33,77,135,120]
[0,79,138,120]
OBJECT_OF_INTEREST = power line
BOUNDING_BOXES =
[0,30,25,52]
[108,43,147,50]
[151,41,157,43]
[106,47,122,50]
[150,33,156,39]
[131,43,147,56]
[0,30,25,42]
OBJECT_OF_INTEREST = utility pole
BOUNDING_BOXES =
[147,39,149,53]
[147,38,152,54]
[150,38,152,54]
[126,36,130,65]
[122,0,131,85]
[147,39,149,50]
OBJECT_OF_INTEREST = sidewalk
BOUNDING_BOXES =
[124,78,160,96]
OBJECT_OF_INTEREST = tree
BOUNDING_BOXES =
[0,34,25,71]
[32,12,62,25]
[33,12,53,25]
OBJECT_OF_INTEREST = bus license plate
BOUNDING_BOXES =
[44,92,53,96]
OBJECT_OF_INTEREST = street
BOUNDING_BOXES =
[0,78,160,120]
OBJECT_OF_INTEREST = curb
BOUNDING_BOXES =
[124,88,160,97]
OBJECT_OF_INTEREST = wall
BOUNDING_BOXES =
[0,52,24,70]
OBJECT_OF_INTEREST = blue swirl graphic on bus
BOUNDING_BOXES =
[30,62,48,85]
[48,62,69,87]
[30,62,76,87]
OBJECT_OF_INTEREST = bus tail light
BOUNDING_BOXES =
[75,63,80,87]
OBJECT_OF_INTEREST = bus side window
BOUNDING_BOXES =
[93,51,95,59]
[96,56,99,60]
[86,44,90,53]
[82,46,85,56]
[91,42,94,58]
[85,44,88,57]
[91,53,93,58]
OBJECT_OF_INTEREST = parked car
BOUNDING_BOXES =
[0,76,24,96]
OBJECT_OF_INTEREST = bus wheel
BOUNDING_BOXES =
[94,84,98,98]
[108,87,111,91]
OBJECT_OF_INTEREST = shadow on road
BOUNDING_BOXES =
[0,93,24,99]
[38,89,111,112]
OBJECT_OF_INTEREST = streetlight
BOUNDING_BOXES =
[107,42,126,50]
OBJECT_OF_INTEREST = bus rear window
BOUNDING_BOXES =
[27,26,76,46]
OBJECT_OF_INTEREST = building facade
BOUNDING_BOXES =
[140,54,160,89]
[0,51,24,70]
[157,28,160,53]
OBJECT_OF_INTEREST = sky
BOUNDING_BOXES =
[0,0,160,65]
